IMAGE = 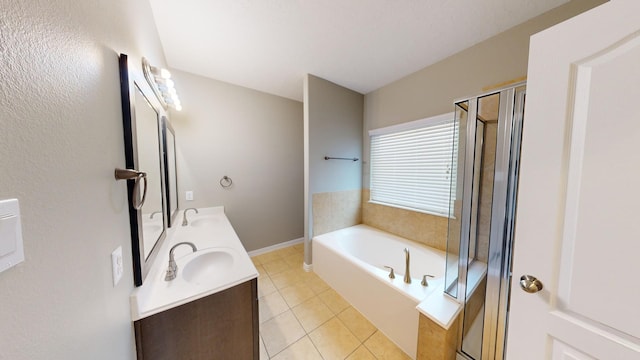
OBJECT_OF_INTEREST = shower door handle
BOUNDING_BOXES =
[519,275,543,293]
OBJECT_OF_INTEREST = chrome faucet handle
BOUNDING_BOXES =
[404,248,411,284]
[421,274,435,287]
[383,266,395,279]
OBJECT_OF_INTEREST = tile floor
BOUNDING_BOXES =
[252,243,411,360]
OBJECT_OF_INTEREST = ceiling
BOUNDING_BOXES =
[149,0,568,101]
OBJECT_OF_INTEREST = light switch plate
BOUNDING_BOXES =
[0,199,25,273]
[111,246,123,286]
[186,191,194,201]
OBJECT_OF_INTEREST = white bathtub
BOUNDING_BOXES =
[312,224,446,359]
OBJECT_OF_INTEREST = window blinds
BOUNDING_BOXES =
[369,113,456,217]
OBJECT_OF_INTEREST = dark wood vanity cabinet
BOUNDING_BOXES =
[134,278,259,360]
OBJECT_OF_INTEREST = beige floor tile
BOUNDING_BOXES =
[283,253,303,268]
[254,251,281,265]
[261,310,306,357]
[280,283,316,308]
[364,331,411,360]
[253,257,263,266]
[304,272,331,294]
[263,259,291,276]
[271,268,305,289]
[338,307,376,342]
[271,246,299,258]
[270,336,323,360]
[259,291,289,323]
[347,345,377,360]
[309,317,361,360]
[318,288,350,314]
[258,276,278,298]
[291,297,335,333]
[260,335,269,359]
[255,264,266,277]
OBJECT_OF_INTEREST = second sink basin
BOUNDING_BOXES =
[180,248,236,287]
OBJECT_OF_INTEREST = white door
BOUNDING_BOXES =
[506,0,640,359]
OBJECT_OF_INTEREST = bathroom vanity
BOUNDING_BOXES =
[130,207,259,359]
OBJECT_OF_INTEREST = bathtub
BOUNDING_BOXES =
[312,224,446,359]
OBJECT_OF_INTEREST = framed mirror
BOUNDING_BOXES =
[162,118,179,227]
[118,53,168,286]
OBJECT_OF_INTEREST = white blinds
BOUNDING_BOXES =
[369,113,456,217]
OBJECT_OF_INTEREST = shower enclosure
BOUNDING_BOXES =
[444,83,526,360]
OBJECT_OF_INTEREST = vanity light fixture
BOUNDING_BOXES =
[142,57,182,111]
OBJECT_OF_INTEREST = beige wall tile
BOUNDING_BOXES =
[361,189,449,251]
[417,313,460,360]
[312,189,362,236]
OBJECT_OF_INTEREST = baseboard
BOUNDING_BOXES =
[247,237,305,257]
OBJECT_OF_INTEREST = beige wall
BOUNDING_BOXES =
[360,0,605,253]
[0,0,167,358]
[305,74,364,263]
[362,0,606,188]
[170,69,304,252]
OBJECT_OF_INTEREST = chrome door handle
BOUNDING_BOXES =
[519,275,543,293]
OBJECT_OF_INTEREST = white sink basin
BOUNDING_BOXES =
[180,248,235,286]
[190,218,219,227]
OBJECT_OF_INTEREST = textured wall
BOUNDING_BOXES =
[312,190,361,237]
[169,69,304,251]
[0,0,167,358]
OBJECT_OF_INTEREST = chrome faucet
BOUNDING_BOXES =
[404,248,411,284]
[165,242,197,281]
[149,211,162,219]
[182,208,199,226]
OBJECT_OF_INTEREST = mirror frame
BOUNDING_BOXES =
[119,53,168,286]
[162,117,179,227]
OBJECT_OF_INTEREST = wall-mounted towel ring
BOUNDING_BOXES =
[115,168,148,209]
[220,176,233,188]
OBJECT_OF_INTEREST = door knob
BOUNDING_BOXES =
[519,275,543,293]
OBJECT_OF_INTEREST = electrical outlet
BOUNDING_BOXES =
[111,246,123,286]
[186,191,194,201]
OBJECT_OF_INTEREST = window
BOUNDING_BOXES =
[369,112,456,217]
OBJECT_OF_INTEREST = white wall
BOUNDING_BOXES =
[362,0,606,188]
[169,69,304,251]
[0,0,167,358]
[304,74,363,264]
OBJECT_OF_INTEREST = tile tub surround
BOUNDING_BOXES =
[361,189,448,251]
[252,244,411,359]
[312,189,362,237]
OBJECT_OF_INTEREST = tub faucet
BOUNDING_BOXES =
[404,248,411,284]
[165,242,197,281]
[182,208,199,226]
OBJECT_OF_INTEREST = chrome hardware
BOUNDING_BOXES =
[114,168,148,210]
[182,208,199,226]
[219,176,233,188]
[404,248,411,284]
[421,274,435,287]
[165,242,197,281]
[519,275,543,293]
[149,211,162,219]
[383,266,395,279]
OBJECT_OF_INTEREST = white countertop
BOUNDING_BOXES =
[130,206,259,321]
